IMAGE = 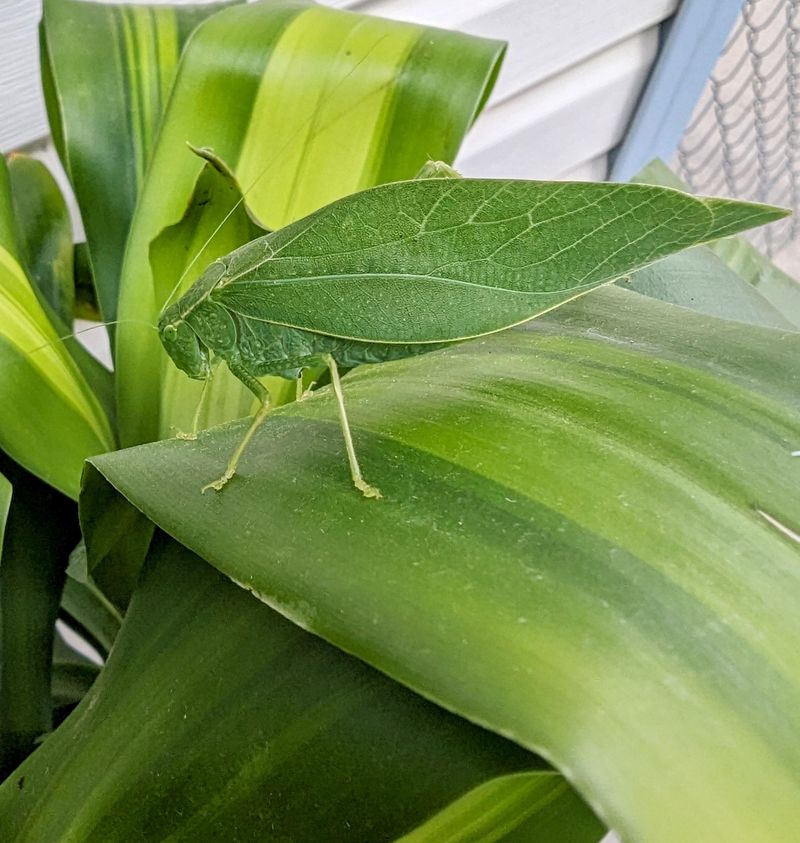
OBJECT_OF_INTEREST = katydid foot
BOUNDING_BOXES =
[355,478,383,499]
[201,469,235,493]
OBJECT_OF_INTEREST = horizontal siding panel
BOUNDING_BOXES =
[558,154,609,182]
[456,28,659,178]
[334,0,677,104]
[0,0,47,151]
[4,0,675,152]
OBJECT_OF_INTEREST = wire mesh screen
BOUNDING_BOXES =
[676,0,799,260]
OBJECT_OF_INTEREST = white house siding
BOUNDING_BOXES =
[0,0,45,151]
[457,30,660,178]
[2,0,679,180]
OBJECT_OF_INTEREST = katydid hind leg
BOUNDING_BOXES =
[202,359,270,493]
[325,355,382,500]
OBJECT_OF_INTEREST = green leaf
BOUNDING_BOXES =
[60,552,122,657]
[114,0,504,445]
[711,233,800,328]
[77,469,153,611]
[50,630,100,726]
[40,0,240,327]
[0,156,114,499]
[3,155,114,419]
[398,772,603,843]
[0,453,80,779]
[72,242,99,321]
[90,287,800,843]
[6,154,75,326]
[634,158,800,327]
[626,246,794,330]
[202,178,788,343]
[0,534,601,842]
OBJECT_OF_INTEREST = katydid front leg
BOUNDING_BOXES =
[295,371,317,402]
[202,361,270,493]
[176,372,213,441]
[324,355,382,500]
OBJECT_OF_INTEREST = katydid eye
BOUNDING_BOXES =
[163,324,178,341]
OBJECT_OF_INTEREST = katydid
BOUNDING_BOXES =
[157,164,787,497]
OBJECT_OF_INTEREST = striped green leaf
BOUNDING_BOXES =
[398,772,602,843]
[113,0,504,445]
[40,0,240,327]
[0,156,114,499]
[3,154,113,413]
[6,155,74,326]
[90,287,800,843]
[0,535,601,842]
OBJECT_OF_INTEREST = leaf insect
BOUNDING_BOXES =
[157,162,786,498]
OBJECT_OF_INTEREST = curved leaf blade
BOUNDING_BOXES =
[211,178,788,342]
[0,157,114,498]
[3,154,113,415]
[399,772,602,843]
[0,535,601,842]
[92,289,800,843]
[232,4,505,230]
[626,246,795,330]
[6,155,74,326]
[0,453,80,778]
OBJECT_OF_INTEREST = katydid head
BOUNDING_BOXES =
[158,304,211,380]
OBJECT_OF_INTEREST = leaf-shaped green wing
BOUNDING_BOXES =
[212,179,788,343]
